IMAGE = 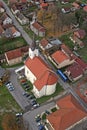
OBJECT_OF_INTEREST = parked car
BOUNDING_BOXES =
[38,124,45,130]
[16,113,22,117]
[45,110,50,115]
[33,103,40,109]
[28,95,35,99]
[35,115,41,122]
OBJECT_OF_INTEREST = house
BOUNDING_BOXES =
[5,26,21,38]
[83,5,87,12]
[49,44,74,69]
[72,2,80,9]
[30,21,45,37]
[11,4,19,14]
[70,35,84,48]
[15,12,29,25]
[40,2,48,9]
[74,29,86,39]
[5,46,29,65]
[65,62,84,81]
[39,38,53,51]
[47,94,87,130]
[0,25,4,37]
[0,13,12,25]
[61,7,71,13]
[25,41,58,98]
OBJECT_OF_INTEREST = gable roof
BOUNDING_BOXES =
[66,62,83,79]
[25,56,58,90]
[32,22,45,32]
[47,94,87,130]
[51,50,69,64]
[5,46,29,60]
[74,29,86,39]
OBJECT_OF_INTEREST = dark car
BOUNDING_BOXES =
[38,124,45,130]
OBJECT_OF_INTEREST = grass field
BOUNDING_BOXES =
[0,37,27,54]
[0,86,22,130]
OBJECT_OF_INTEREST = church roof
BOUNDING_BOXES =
[25,56,58,90]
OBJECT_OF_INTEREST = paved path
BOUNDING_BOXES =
[0,0,32,45]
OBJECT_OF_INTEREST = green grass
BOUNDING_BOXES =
[0,37,27,54]
[0,86,22,130]
[37,83,64,104]
[51,107,57,112]
[1,62,24,68]
[59,34,74,49]
[77,44,87,62]
[41,113,46,120]
[23,26,42,41]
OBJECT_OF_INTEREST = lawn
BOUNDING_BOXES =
[0,37,27,54]
[0,86,22,130]
[59,34,74,49]
[37,83,64,104]
[77,44,87,63]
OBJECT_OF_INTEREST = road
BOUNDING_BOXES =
[0,0,32,45]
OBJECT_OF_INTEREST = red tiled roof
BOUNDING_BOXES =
[34,70,58,90]
[40,38,49,47]
[51,50,69,64]
[40,2,48,8]
[32,22,45,32]
[47,94,87,130]
[5,48,22,60]
[75,57,87,71]
[83,5,87,12]
[25,57,58,90]
[61,44,73,57]
[74,29,86,39]
[66,62,83,79]
[72,2,80,8]
[5,46,29,60]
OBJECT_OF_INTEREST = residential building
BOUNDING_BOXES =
[47,94,87,130]
[15,12,29,25]
[0,13,12,25]
[5,26,21,38]
[30,21,45,37]
[5,46,29,65]
[74,29,86,39]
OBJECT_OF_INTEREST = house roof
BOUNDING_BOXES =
[47,94,87,130]
[5,46,29,60]
[32,22,45,32]
[83,5,87,12]
[61,44,73,57]
[66,62,83,79]
[0,13,8,21]
[72,2,80,8]
[25,56,58,90]
[75,57,87,71]
[51,50,69,64]
[10,26,18,34]
[40,38,49,47]
[74,29,86,38]
[40,2,48,8]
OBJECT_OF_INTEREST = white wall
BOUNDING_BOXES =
[25,65,36,84]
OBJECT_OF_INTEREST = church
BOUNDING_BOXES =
[24,41,58,98]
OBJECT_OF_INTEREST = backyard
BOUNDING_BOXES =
[0,37,27,54]
[0,86,22,130]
